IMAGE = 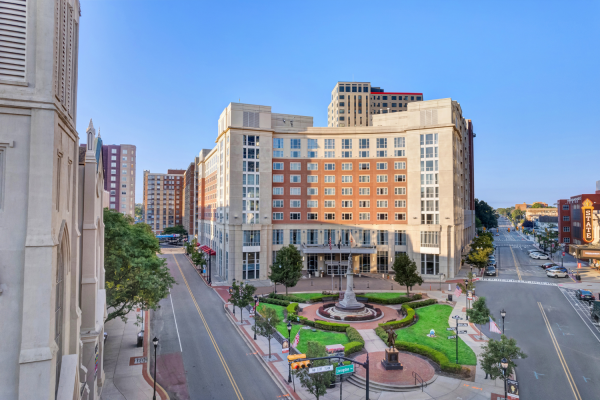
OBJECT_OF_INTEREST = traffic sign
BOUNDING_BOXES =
[309,365,333,374]
[447,335,456,339]
[447,327,456,331]
[563,252,565,257]
[335,364,354,375]
[458,330,468,334]
[458,323,468,327]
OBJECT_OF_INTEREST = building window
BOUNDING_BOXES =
[307,200,318,208]
[341,200,352,208]
[563,216,570,221]
[359,188,370,195]
[273,187,283,195]
[290,229,301,244]
[564,238,570,243]
[324,163,335,171]
[307,139,318,149]
[307,213,318,220]
[341,188,352,195]
[273,212,283,220]
[273,200,283,208]
[342,139,352,149]
[395,213,406,221]
[307,163,318,171]
[243,252,260,279]
[342,163,352,170]
[341,175,352,183]
[395,230,406,245]
[377,251,388,273]
[395,174,406,182]
[307,229,319,244]
[359,212,370,221]
[562,204,569,210]
[324,176,335,183]
[273,162,284,170]
[290,200,301,208]
[324,188,335,195]
[394,162,406,170]
[243,230,260,246]
[307,188,318,195]
[395,187,406,195]
[273,175,284,183]
[324,213,335,220]
[377,213,388,221]
[377,175,388,183]
[420,254,439,275]
[290,212,301,220]
[341,213,352,220]
[563,227,570,232]
[377,200,388,208]
[290,139,301,149]
[421,231,439,247]
[273,229,284,245]
[377,162,387,170]
[324,200,335,208]
[324,139,335,150]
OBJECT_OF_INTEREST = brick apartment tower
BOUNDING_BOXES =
[101,144,137,216]
[143,169,185,234]
[183,157,199,237]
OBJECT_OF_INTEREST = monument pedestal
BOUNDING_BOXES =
[381,348,403,370]
[335,265,365,311]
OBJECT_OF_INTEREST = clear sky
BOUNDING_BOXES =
[76,0,600,208]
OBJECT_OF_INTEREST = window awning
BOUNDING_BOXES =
[200,245,216,256]
[301,244,376,255]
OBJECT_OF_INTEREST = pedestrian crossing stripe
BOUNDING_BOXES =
[481,278,558,286]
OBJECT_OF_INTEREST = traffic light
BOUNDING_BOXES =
[287,354,306,362]
[291,360,312,370]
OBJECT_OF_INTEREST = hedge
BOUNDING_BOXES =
[378,304,415,330]
[346,327,364,344]
[304,293,340,303]
[269,293,306,303]
[286,302,299,316]
[259,297,290,307]
[394,341,465,375]
[297,316,315,327]
[314,320,350,332]
[409,299,438,309]
[362,293,422,305]
[344,341,364,356]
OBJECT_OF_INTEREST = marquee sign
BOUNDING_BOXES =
[582,199,594,243]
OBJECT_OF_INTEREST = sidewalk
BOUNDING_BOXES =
[101,310,168,400]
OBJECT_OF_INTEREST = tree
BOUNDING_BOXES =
[531,203,544,208]
[104,209,176,323]
[467,297,491,339]
[295,341,335,400]
[268,245,303,295]
[475,199,498,229]
[392,253,424,297]
[252,305,281,359]
[479,335,527,382]
[163,225,188,235]
[467,247,492,271]
[511,209,525,222]
[134,203,143,219]
[229,281,256,323]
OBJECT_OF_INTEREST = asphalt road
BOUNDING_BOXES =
[476,217,600,400]
[151,253,287,400]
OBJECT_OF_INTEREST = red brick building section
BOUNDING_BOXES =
[558,191,600,245]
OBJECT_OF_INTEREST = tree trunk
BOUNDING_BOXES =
[286,285,288,295]
[406,285,410,297]
[268,338,271,358]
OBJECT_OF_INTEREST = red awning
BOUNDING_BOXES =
[200,245,216,256]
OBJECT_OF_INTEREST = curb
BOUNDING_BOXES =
[143,310,170,400]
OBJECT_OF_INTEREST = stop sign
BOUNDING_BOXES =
[562,252,565,256]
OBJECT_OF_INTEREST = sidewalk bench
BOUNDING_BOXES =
[357,297,368,303]
[322,297,335,303]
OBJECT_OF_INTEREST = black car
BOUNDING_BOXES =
[541,262,558,269]
[484,266,497,276]
[576,289,595,302]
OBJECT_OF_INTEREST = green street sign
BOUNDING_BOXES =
[335,364,354,375]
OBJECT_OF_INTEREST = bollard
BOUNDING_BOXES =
[391,284,393,290]
[367,281,370,288]
[311,280,313,286]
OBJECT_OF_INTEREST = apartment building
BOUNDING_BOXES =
[327,82,423,127]
[196,99,475,285]
[183,157,199,237]
[143,169,185,234]
[101,144,137,216]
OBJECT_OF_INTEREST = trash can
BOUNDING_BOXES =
[136,331,144,347]
[576,274,582,281]
[448,294,453,302]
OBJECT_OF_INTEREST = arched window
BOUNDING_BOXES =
[55,226,68,395]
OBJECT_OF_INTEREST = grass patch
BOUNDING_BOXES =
[395,304,477,365]
[364,292,407,300]
[259,303,349,354]
[290,293,330,301]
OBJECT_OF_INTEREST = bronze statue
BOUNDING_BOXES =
[385,329,397,349]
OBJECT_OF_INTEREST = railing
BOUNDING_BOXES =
[412,371,427,391]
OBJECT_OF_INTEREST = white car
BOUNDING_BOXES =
[531,252,550,260]
[547,267,568,278]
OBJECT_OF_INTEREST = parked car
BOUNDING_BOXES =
[488,258,497,266]
[484,266,497,276]
[528,249,541,255]
[541,262,558,269]
[530,252,550,260]
[576,289,595,302]
[547,267,569,278]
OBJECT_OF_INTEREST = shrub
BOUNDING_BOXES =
[374,326,387,342]
[346,327,365,344]
[314,320,349,332]
[394,341,465,375]
[298,316,315,327]
[286,302,299,316]
[260,297,290,307]
[375,308,382,318]
[334,316,341,320]
[409,299,438,309]
[269,293,305,303]
[378,305,415,330]
[361,293,423,305]
[305,294,340,303]
[345,315,374,321]
[344,341,364,356]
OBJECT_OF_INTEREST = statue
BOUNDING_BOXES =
[386,329,397,349]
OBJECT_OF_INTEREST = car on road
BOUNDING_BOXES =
[530,252,550,260]
[496,233,500,236]
[484,266,497,276]
[528,249,541,255]
[576,289,596,302]
[488,257,497,266]
[540,262,558,269]
[546,267,569,278]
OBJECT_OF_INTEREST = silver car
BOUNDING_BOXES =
[547,267,568,278]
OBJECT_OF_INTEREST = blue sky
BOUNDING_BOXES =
[76,0,600,207]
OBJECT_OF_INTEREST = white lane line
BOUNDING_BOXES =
[169,289,184,352]
[558,288,600,344]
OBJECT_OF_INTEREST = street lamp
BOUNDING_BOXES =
[500,309,506,334]
[501,357,509,400]
[152,337,159,400]
[253,295,258,340]
[287,321,292,383]
[438,272,445,290]
[465,279,469,321]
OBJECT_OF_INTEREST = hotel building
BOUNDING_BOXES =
[101,144,136,216]
[183,157,199,237]
[143,169,185,234]
[196,98,475,284]
[327,82,423,127]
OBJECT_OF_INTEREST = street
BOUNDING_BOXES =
[151,252,288,400]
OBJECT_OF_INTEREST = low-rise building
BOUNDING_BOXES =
[525,207,557,221]
[558,183,600,246]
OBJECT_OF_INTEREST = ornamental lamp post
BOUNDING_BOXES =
[465,279,469,321]
[501,357,509,400]
[287,321,293,383]
[500,309,506,334]
[152,337,159,400]
[253,295,258,340]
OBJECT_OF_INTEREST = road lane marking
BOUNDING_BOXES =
[173,255,244,400]
[509,246,523,280]
[169,289,183,352]
[538,302,582,400]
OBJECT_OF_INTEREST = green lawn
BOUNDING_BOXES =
[365,292,407,300]
[395,304,477,365]
[259,303,349,354]
[291,293,329,301]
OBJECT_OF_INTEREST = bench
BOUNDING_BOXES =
[356,297,368,303]
[322,297,334,303]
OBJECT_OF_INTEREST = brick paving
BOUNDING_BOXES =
[354,351,435,385]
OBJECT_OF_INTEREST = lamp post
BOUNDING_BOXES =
[465,279,469,321]
[500,309,506,334]
[287,321,292,383]
[152,337,159,400]
[438,272,445,290]
[253,295,258,340]
[501,357,508,400]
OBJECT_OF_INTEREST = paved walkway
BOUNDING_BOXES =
[101,310,168,400]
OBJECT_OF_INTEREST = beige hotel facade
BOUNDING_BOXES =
[196,99,475,284]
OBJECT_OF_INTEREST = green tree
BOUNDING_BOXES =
[163,225,188,235]
[531,202,544,208]
[295,341,335,400]
[479,335,527,382]
[392,253,424,297]
[475,199,499,229]
[268,245,303,295]
[467,297,491,339]
[467,247,492,271]
[134,203,143,219]
[104,209,176,323]
[511,209,525,222]
[229,281,256,323]
[253,305,282,359]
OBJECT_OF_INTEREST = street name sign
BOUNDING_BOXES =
[458,330,468,334]
[447,327,456,331]
[447,335,456,339]
[458,323,468,327]
[335,364,354,375]
[309,365,333,374]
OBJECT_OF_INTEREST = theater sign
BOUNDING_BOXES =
[582,199,594,243]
